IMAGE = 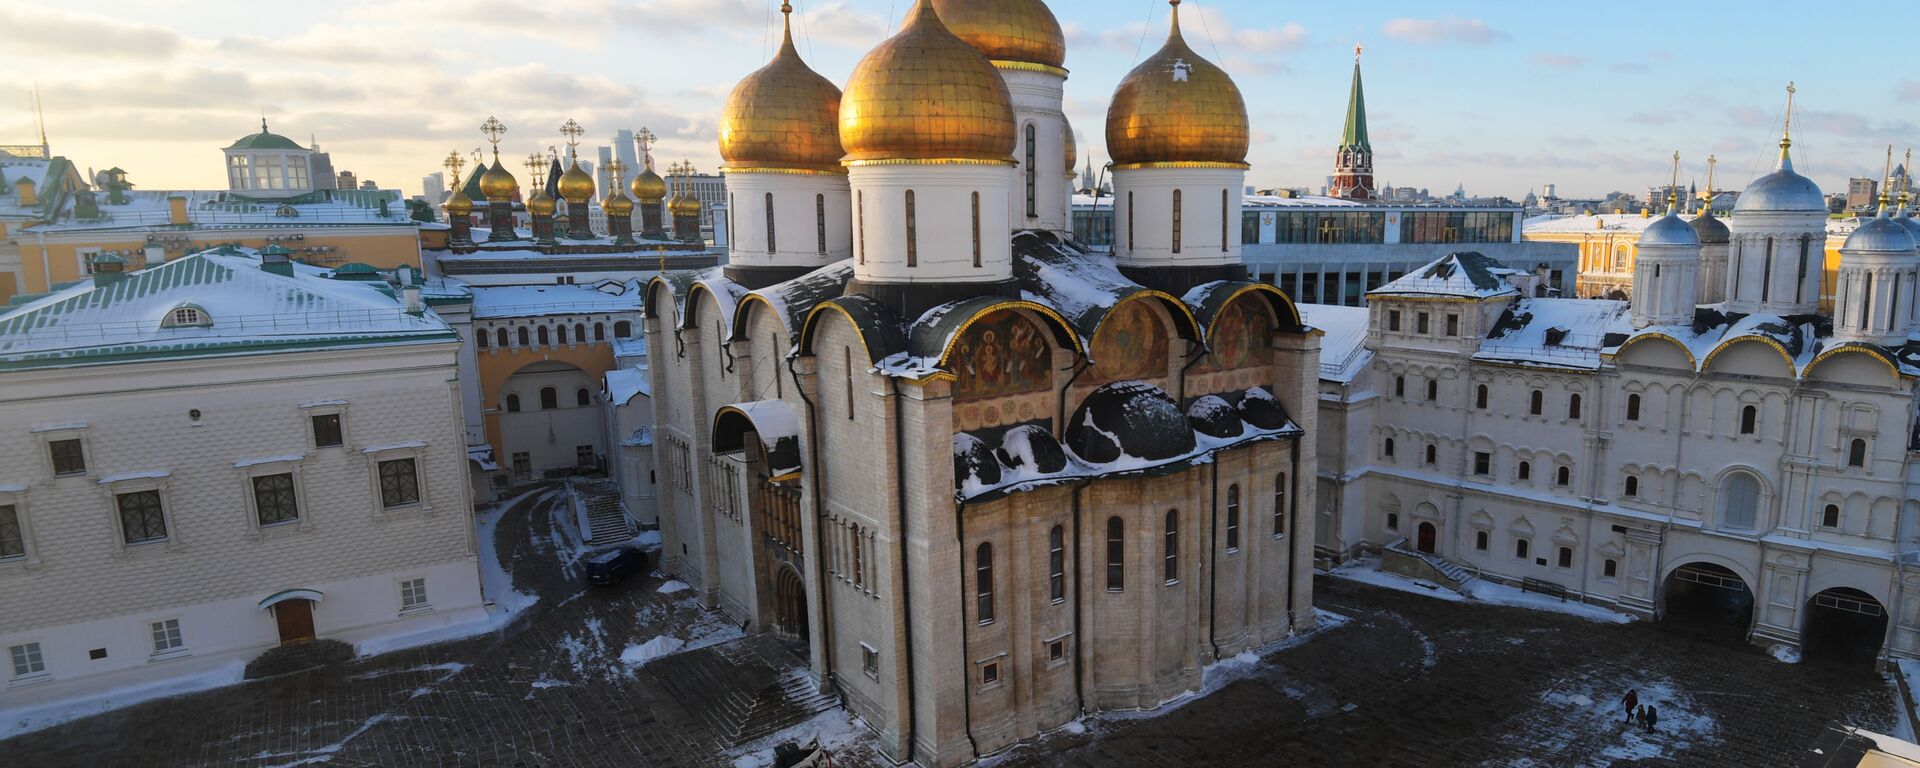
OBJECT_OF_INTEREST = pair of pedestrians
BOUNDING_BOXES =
[1620,689,1659,733]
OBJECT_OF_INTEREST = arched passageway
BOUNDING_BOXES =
[1660,562,1754,645]
[1801,587,1886,667]
[773,564,808,642]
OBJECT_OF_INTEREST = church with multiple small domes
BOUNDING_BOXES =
[642,1,1317,763]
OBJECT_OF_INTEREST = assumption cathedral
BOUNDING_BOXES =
[642,1,1317,764]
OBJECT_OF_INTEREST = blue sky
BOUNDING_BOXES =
[2,0,1913,200]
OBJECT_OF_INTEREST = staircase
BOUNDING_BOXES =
[645,635,839,751]
[1381,537,1476,594]
[582,492,633,545]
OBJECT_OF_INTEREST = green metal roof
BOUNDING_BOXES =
[227,121,306,151]
[1339,60,1370,151]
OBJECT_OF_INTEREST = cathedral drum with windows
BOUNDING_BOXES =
[641,2,1318,765]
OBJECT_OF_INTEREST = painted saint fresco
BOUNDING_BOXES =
[1198,297,1273,372]
[954,310,1053,402]
[1089,299,1170,381]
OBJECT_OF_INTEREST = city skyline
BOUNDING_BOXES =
[0,0,1913,200]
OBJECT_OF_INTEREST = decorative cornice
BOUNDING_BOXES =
[843,158,1017,168]
[1110,161,1251,171]
[990,60,1069,77]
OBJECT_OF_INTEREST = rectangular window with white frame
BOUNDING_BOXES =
[150,619,184,657]
[9,642,46,683]
[115,489,169,545]
[400,577,430,613]
[251,472,301,527]
[0,502,28,561]
[375,456,421,509]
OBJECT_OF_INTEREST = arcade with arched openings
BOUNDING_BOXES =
[1801,586,1887,666]
[1660,561,1755,645]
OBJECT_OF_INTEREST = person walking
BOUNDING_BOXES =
[1635,705,1647,730]
[1647,706,1659,733]
[1622,689,1639,722]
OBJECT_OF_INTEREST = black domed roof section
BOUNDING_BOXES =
[1188,394,1242,438]
[1237,386,1290,431]
[1065,381,1195,465]
[800,293,908,366]
[997,424,1069,475]
[1690,213,1730,244]
[954,432,1002,490]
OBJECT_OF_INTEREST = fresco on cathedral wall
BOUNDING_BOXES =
[953,310,1053,403]
[1196,297,1274,374]
[1088,299,1170,382]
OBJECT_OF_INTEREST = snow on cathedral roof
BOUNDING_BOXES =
[1298,303,1371,384]
[1478,298,1632,371]
[1367,251,1522,300]
[0,249,455,371]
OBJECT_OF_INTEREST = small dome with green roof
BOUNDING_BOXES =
[227,119,306,151]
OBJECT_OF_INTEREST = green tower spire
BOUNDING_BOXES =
[1340,45,1370,152]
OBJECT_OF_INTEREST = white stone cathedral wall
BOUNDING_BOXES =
[849,164,1015,284]
[1111,166,1245,269]
[1001,68,1070,233]
[724,171,852,270]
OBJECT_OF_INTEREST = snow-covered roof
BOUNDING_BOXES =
[0,249,456,371]
[22,189,415,233]
[1525,212,1854,238]
[1477,298,1631,371]
[1368,251,1522,300]
[469,280,642,319]
[1606,306,1920,380]
[604,367,650,405]
[1299,303,1372,384]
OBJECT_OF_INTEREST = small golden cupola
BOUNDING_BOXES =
[630,165,667,202]
[719,2,844,173]
[527,187,556,217]
[557,161,595,203]
[930,0,1066,71]
[1064,116,1077,174]
[478,156,518,202]
[444,187,474,217]
[839,0,1017,164]
[1105,0,1250,167]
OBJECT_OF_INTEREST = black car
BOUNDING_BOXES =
[583,547,648,586]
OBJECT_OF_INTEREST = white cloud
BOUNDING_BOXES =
[1531,53,1584,70]
[1381,17,1507,46]
[0,5,189,60]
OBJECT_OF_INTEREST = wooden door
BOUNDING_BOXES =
[274,599,316,644]
[1417,522,1437,554]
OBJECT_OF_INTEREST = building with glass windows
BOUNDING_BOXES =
[1073,194,1578,306]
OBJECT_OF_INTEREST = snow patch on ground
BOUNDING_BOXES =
[0,659,247,741]
[1769,644,1802,664]
[351,489,552,658]
[726,700,877,768]
[657,580,690,594]
[1486,676,1719,765]
[1330,556,1636,624]
[620,636,687,667]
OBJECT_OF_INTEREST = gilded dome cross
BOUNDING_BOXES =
[480,116,507,150]
[559,119,585,157]
[442,151,465,180]
[635,127,657,168]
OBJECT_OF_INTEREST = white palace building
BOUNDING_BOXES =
[1313,126,1920,667]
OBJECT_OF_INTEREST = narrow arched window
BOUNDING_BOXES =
[1823,504,1841,528]
[1739,405,1757,435]
[1171,189,1183,253]
[1426,379,1438,402]
[971,191,982,268]
[1719,472,1760,529]
[1127,191,1135,252]
[576,388,591,407]
[728,192,737,245]
[1848,438,1867,468]
[505,394,521,413]
[1106,516,1125,591]
[1475,384,1488,409]
[1394,375,1406,398]
[1515,538,1530,559]
[1383,437,1395,458]
[1624,476,1639,497]
[537,325,551,346]
[1225,485,1241,551]
[1024,123,1037,218]
[518,326,530,346]
[1556,466,1571,486]
[477,328,490,348]
[975,542,994,624]
[1626,393,1641,421]
[765,192,776,254]
[496,328,509,348]
[575,323,587,343]
[1163,509,1179,583]
[539,387,558,410]
[1424,444,1437,465]
[1518,461,1531,481]
[1221,188,1230,252]
[1529,390,1543,415]
[1048,525,1065,602]
[594,323,605,341]
[904,190,918,267]
[1273,472,1288,536]
[1568,393,1583,420]
[615,320,632,338]
[557,325,569,345]
[816,193,827,255]
[857,190,866,264]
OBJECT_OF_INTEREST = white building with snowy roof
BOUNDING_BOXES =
[1325,137,1920,666]
[0,248,487,707]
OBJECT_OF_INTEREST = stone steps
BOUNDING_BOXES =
[582,493,632,545]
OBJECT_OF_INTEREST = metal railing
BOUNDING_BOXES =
[4,308,435,345]
[61,207,407,227]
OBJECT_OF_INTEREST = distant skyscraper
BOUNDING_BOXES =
[595,146,614,201]
[1329,45,1376,201]
[613,129,638,180]
[336,170,357,190]
[309,135,337,191]
[422,172,446,204]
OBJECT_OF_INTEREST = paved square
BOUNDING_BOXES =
[2,488,1898,767]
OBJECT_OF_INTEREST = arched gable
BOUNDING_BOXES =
[1611,333,1698,370]
[1703,336,1795,378]
[1804,343,1904,385]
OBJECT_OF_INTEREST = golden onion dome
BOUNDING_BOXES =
[630,166,667,202]
[1105,0,1249,167]
[604,191,634,216]
[669,192,703,216]
[839,0,1017,164]
[930,0,1066,70]
[478,156,519,202]
[1064,117,1077,173]
[444,188,474,216]
[557,160,595,202]
[527,188,556,217]
[719,4,845,172]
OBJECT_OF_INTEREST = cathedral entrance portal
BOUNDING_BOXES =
[773,563,809,642]
[1416,522,1436,554]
